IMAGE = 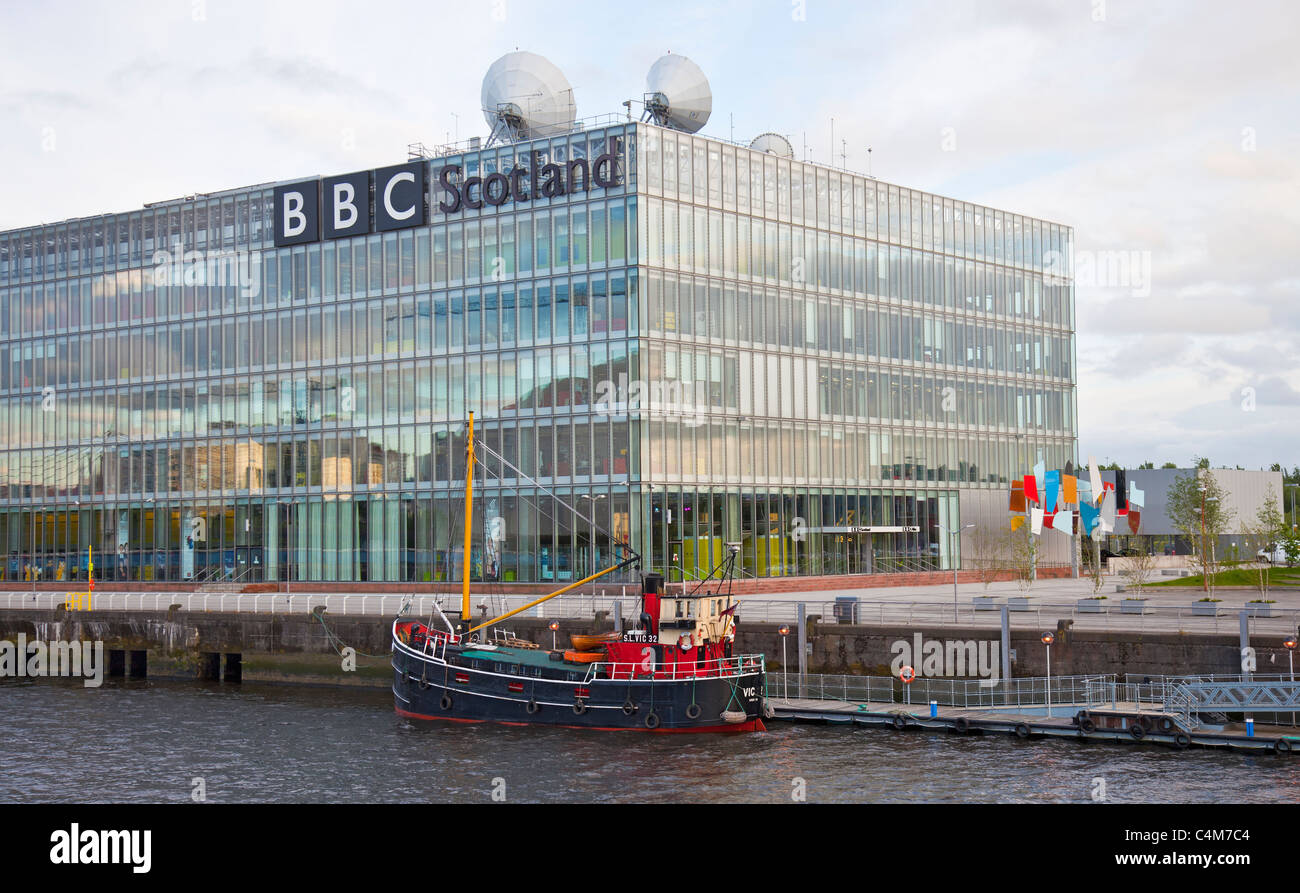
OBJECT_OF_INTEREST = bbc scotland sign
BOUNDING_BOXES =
[274,161,426,248]
[274,137,622,248]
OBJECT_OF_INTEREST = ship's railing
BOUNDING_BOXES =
[393,619,460,663]
[585,653,765,683]
[420,630,458,662]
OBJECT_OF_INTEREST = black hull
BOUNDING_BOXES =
[392,646,767,733]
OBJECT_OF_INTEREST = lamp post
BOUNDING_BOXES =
[1285,635,1297,727]
[1041,632,1055,718]
[939,522,976,622]
[778,624,791,700]
[549,620,559,651]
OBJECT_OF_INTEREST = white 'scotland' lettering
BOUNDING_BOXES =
[275,138,622,246]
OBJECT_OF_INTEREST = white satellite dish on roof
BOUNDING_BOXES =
[749,132,794,158]
[482,51,577,145]
[642,53,712,134]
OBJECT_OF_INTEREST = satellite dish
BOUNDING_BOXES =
[642,53,712,133]
[481,51,577,145]
[749,132,794,158]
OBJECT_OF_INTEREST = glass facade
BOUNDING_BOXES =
[0,121,1075,585]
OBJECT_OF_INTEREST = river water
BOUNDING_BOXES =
[3,679,1298,804]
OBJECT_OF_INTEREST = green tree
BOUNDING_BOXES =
[1283,527,1300,568]
[969,525,1015,592]
[1166,462,1236,589]
[1161,462,1178,469]
[1240,491,1284,597]
[1009,523,1038,592]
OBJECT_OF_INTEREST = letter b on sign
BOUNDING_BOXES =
[274,182,319,247]
[323,172,371,239]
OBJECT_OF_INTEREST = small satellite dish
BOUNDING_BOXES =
[749,132,794,158]
[642,53,712,134]
[481,51,577,144]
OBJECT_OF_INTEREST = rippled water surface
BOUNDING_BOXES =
[3,679,1298,803]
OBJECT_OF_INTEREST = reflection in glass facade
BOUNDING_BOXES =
[0,122,1074,585]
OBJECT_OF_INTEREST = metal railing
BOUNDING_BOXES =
[4,590,1298,635]
[1137,673,1299,685]
[1120,673,1300,724]
[1172,680,1300,714]
[767,672,1116,710]
[585,653,765,683]
[1,590,454,618]
[730,598,1300,633]
[1165,685,1201,730]
[762,670,1294,731]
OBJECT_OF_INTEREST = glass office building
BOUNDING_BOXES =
[0,120,1075,586]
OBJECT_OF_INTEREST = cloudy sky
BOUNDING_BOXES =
[1,0,1297,471]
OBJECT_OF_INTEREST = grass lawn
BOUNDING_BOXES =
[1138,566,1300,589]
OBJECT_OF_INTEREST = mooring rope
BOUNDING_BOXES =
[312,609,388,659]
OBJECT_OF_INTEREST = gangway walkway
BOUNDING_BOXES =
[765,671,1300,755]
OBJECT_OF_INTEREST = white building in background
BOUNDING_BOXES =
[1098,467,1284,556]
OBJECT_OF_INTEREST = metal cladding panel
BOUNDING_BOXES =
[1098,468,1283,534]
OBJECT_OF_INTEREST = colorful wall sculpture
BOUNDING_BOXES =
[1010,456,1142,537]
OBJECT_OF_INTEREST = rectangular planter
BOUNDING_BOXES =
[1120,599,1149,615]
[973,597,1000,611]
[1245,604,1277,617]
[1191,603,1219,617]
[1077,599,1106,614]
[1007,597,1032,612]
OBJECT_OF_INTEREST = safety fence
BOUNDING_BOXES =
[766,672,1116,710]
[3,590,1298,635]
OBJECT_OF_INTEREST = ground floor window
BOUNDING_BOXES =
[0,485,965,584]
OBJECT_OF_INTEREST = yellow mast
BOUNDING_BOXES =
[454,412,640,640]
[461,412,475,625]
[465,560,632,636]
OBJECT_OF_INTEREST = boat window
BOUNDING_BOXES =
[675,600,684,617]
[686,600,694,617]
